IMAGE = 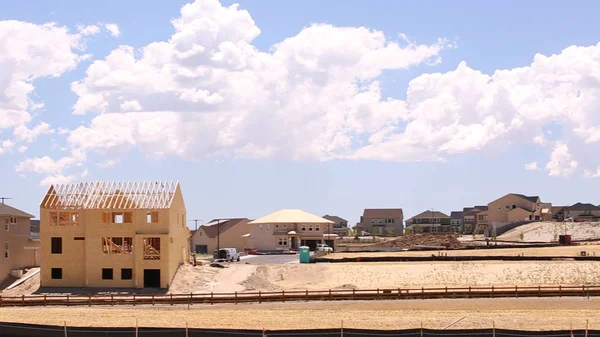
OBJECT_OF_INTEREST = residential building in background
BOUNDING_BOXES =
[322,215,349,237]
[450,211,463,231]
[40,181,190,289]
[246,209,336,251]
[565,203,600,222]
[190,218,250,254]
[0,203,39,283]
[462,206,488,234]
[356,208,404,236]
[487,193,544,235]
[404,210,451,233]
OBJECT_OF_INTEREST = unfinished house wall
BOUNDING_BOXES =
[247,223,277,251]
[40,181,188,289]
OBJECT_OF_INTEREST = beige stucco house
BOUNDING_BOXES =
[246,209,336,251]
[356,208,404,235]
[190,218,250,254]
[487,193,544,235]
[404,210,452,233]
[40,181,190,289]
[1,203,39,283]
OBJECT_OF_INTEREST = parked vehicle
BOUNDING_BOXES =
[213,248,241,262]
[316,243,333,252]
[360,231,371,237]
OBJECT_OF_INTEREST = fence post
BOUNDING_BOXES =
[21,295,25,306]
[186,321,189,337]
[211,292,214,305]
[586,319,589,337]
[571,323,574,337]
[89,295,91,307]
[515,285,518,298]
[492,321,495,337]
[352,288,355,300]
[170,293,173,306]
[559,285,562,297]
[188,293,191,310]
[152,294,154,306]
[66,294,69,307]
[468,286,471,299]
[44,295,47,307]
[133,294,136,306]
[421,287,424,299]
[306,290,309,302]
[111,294,114,306]
[341,320,344,337]
[420,321,424,337]
[235,291,238,305]
[258,291,261,304]
[491,286,494,298]
[330,289,333,301]
[282,290,285,302]
[64,321,67,337]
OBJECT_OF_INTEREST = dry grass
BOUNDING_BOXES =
[1,298,599,330]
[500,222,600,242]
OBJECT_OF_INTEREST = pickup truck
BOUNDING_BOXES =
[316,243,333,252]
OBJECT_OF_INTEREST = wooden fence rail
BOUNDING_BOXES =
[0,284,598,308]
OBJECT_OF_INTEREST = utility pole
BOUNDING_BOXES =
[190,219,203,231]
[0,197,12,204]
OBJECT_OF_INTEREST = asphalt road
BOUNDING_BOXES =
[240,254,299,264]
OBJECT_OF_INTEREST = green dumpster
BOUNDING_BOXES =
[299,246,310,263]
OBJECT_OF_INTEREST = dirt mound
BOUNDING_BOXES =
[241,266,281,291]
[390,233,465,249]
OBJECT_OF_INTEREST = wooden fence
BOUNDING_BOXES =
[1,284,599,307]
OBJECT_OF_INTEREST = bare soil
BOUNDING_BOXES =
[1,298,599,330]
[500,221,600,242]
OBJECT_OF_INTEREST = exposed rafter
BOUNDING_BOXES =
[41,181,178,210]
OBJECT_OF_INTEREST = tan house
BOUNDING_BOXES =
[190,218,250,254]
[40,181,190,289]
[246,209,336,252]
[487,193,544,235]
[1,203,39,283]
[462,206,487,234]
[356,208,404,236]
[405,210,452,233]
[565,203,600,221]
[322,215,349,237]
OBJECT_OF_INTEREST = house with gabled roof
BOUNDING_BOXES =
[40,181,190,289]
[356,208,404,236]
[487,193,544,235]
[565,202,600,222]
[323,215,349,236]
[1,203,38,282]
[462,206,488,234]
[405,210,452,233]
[190,218,250,254]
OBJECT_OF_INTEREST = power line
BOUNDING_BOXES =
[0,197,12,204]
[189,219,203,231]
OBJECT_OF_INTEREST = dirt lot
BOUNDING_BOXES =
[0,298,599,330]
[325,245,600,259]
[500,222,600,242]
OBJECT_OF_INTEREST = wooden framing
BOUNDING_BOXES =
[41,181,178,210]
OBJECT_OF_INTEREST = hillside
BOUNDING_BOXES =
[499,221,600,242]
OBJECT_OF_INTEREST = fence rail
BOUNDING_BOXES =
[1,284,599,307]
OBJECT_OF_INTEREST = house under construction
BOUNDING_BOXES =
[40,181,190,288]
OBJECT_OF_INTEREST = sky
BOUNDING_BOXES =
[1,0,600,226]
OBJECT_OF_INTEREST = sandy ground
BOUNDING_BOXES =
[500,222,600,242]
[1,298,600,330]
[168,263,256,294]
[326,245,600,259]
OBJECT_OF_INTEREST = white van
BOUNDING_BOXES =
[213,248,241,262]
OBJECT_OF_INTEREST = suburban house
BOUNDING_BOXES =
[552,206,567,222]
[40,181,190,289]
[246,209,336,251]
[564,203,600,222]
[404,210,452,233]
[190,218,250,254]
[356,208,404,236]
[487,193,544,235]
[323,215,349,237]
[462,206,488,234]
[450,211,463,231]
[1,203,39,283]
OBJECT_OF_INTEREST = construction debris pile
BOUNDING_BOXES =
[390,234,465,249]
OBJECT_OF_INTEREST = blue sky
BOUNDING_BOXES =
[1,0,600,225]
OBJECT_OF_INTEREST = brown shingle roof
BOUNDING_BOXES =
[323,215,347,223]
[363,208,403,218]
[511,193,540,203]
[0,203,34,218]
[202,218,249,238]
[408,210,450,220]
[450,211,463,219]
[569,202,600,211]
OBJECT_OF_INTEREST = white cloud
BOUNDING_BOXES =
[67,0,450,163]
[17,145,28,153]
[546,142,578,177]
[525,162,540,171]
[77,24,101,36]
[13,122,54,143]
[0,20,91,164]
[15,150,86,174]
[57,127,70,135]
[0,140,15,155]
[40,174,75,186]
[584,168,600,178]
[104,23,120,37]
[96,159,119,168]
[533,135,547,146]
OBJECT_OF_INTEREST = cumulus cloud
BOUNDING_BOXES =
[40,174,75,186]
[96,159,119,168]
[0,140,14,155]
[0,20,93,162]
[584,168,600,178]
[104,23,120,37]
[67,0,451,164]
[546,142,578,177]
[525,162,540,171]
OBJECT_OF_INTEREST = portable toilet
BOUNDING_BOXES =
[299,246,310,263]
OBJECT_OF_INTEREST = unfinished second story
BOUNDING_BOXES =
[40,181,188,238]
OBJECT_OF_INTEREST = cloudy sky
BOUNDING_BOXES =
[1,0,600,224]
